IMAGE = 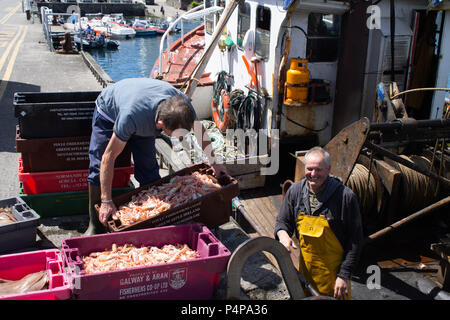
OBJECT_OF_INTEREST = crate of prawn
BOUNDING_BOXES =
[103,163,239,232]
[61,223,231,300]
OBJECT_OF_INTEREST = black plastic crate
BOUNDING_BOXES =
[0,197,40,253]
[14,91,101,139]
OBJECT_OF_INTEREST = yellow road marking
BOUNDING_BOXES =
[0,26,22,74]
[0,3,21,25]
[0,26,27,100]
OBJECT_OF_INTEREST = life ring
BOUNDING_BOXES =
[212,89,230,131]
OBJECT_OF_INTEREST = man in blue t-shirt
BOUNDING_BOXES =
[85,78,226,235]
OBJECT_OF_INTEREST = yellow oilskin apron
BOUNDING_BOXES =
[296,212,351,299]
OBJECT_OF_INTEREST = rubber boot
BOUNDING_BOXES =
[84,184,106,235]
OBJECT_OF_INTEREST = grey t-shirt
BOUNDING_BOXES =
[96,78,196,142]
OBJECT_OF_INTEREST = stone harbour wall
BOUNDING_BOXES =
[37,3,146,16]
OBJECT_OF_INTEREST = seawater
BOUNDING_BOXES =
[88,19,202,82]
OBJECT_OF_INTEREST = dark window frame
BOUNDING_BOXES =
[237,2,251,50]
[306,13,341,62]
[255,5,271,60]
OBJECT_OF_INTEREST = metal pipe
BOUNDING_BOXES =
[369,118,450,132]
[365,196,450,244]
[364,140,450,187]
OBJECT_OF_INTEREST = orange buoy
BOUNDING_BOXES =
[211,89,230,131]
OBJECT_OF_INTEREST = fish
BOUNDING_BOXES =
[0,207,16,226]
[0,271,49,298]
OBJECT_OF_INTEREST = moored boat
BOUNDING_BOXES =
[131,19,158,37]
[151,0,450,281]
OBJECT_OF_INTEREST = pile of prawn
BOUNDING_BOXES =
[115,172,222,226]
[82,243,199,274]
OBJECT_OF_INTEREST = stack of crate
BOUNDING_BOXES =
[14,91,134,218]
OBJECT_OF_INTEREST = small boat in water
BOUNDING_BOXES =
[74,32,119,50]
[131,19,158,37]
[102,15,136,39]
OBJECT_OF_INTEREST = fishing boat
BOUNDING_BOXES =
[146,18,179,35]
[152,0,450,285]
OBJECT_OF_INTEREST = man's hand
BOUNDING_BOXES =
[334,276,349,300]
[99,202,117,226]
[277,230,297,252]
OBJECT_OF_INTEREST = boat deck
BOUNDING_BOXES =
[151,24,213,87]
[236,186,301,268]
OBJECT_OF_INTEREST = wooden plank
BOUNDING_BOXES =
[241,198,274,238]
[248,197,277,236]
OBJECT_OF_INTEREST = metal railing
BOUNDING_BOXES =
[40,7,80,52]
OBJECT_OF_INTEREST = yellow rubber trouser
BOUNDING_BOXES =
[296,213,351,299]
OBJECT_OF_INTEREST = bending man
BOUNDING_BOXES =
[86,78,225,235]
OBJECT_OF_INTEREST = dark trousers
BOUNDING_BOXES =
[87,107,161,187]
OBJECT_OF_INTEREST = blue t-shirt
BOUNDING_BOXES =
[96,78,196,142]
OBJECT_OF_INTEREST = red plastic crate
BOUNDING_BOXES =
[18,160,134,194]
[61,223,231,300]
[0,249,71,300]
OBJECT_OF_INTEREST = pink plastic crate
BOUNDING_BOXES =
[18,161,134,194]
[61,223,230,300]
[0,249,71,300]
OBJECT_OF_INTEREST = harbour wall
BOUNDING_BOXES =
[37,3,147,16]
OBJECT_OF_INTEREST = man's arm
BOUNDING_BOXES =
[98,133,127,225]
[274,184,298,250]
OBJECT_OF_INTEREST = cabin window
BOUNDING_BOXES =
[216,0,226,22]
[306,13,341,62]
[237,2,251,49]
[255,5,270,60]
[205,0,214,35]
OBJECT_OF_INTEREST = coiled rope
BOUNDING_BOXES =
[395,155,440,215]
[346,155,441,225]
[347,164,378,223]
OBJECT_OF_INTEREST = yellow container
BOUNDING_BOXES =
[284,58,310,104]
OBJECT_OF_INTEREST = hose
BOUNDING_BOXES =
[213,70,232,105]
